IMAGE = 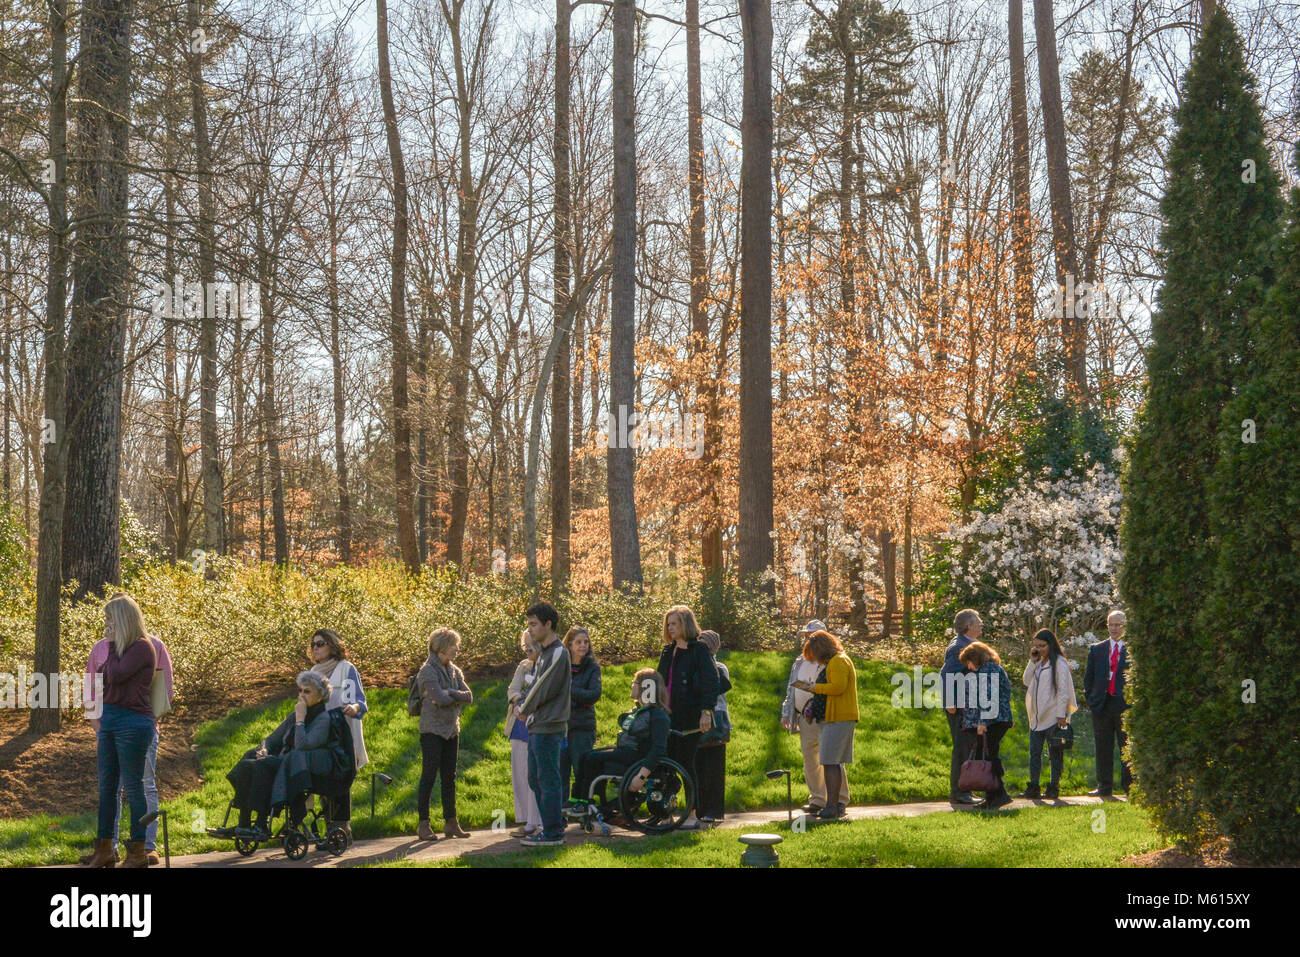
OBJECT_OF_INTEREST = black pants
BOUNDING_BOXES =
[1092,697,1131,792]
[417,732,458,821]
[946,710,967,795]
[961,722,1011,798]
[667,730,701,814]
[696,743,726,819]
[230,753,283,827]
[323,791,351,824]
[573,746,643,801]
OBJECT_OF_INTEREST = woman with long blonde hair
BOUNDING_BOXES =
[654,604,718,828]
[83,594,161,868]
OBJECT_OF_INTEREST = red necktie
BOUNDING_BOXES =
[1108,643,1119,695]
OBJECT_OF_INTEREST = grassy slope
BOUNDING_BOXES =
[386,804,1163,868]
[0,651,1127,866]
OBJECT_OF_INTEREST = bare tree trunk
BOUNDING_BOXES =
[608,0,643,591]
[253,218,288,568]
[834,0,866,627]
[32,0,70,736]
[188,0,224,558]
[738,0,774,591]
[377,0,421,573]
[878,526,897,637]
[1033,0,1086,395]
[62,0,136,601]
[442,0,478,573]
[326,203,352,564]
[1009,0,1034,329]
[687,0,721,583]
[902,492,913,638]
[550,0,572,591]
[415,314,430,563]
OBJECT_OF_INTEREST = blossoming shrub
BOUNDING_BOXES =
[944,463,1121,642]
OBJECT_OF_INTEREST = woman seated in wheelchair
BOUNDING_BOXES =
[214,670,356,841]
[566,668,670,816]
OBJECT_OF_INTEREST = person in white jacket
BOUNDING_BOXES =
[1021,629,1077,800]
[504,629,542,837]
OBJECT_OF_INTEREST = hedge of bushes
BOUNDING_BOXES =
[0,557,787,711]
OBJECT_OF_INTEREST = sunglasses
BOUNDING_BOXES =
[311,639,328,648]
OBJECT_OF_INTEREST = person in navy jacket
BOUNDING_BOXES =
[942,609,981,803]
[1084,610,1131,795]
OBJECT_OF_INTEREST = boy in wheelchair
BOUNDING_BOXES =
[565,668,676,826]
[209,670,356,852]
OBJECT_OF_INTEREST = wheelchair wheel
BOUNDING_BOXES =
[284,829,309,861]
[619,759,694,834]
[234,837,259,857]
[324,825,349,857]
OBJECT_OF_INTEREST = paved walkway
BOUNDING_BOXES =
[51,794,1124,869]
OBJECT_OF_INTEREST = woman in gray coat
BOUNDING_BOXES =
[415,627,474,841]
[221,670,355,841]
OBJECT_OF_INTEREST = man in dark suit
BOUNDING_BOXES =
[1084,610,1131,796]
[942,609,981,804]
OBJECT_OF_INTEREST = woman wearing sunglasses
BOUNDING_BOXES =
[308,629,368,845]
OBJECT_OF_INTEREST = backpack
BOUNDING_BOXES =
[406,671,422,717]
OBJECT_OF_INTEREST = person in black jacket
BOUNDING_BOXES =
[567,669,671,808]
[561,625,602,801]
[1084,610,1131,796]
[695,630,732,823]
[655,604,717,829]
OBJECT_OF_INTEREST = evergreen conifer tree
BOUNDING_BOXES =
[1197,131,1300,861]
[1119,9,1282,845]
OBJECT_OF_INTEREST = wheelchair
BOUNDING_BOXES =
[563,734,697,837]
[207,788,351,861]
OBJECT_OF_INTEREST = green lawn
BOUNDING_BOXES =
[383,803,1164,868]
[0,651,1123,867]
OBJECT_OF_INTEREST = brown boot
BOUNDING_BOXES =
[79,845,119,865]
[416,819,437,842]
[121,841,149,868]
[444,820,471,839]
[81,839,118,868]
[145,849,161,866]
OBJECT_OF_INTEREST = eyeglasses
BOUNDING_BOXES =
[311,640,328,648]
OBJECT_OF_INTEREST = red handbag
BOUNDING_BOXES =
[958,733,1001,793]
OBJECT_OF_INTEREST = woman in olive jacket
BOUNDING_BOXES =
[655,605,718,829]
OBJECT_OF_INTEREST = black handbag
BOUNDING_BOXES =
[1047,723,1073,751]
[801,667,828,723]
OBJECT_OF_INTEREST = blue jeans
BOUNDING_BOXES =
[527,731,565,840]
[561,729,596,802]
[109,726,160,850]
[1028,728,1064,789]
[97,705,155,843]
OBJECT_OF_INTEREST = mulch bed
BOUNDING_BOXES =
[1124,837,1292,868]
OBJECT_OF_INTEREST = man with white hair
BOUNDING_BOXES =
[1084,610,1132,796]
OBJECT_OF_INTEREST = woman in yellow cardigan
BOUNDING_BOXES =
[791,630,857,820]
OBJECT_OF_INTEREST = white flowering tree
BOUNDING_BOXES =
[945,463,1121,643]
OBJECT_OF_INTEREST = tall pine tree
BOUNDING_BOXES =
[1119,9,1282,846]
[1197,132,1300,861]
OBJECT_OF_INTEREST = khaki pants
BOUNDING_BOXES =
[796,715,849,807]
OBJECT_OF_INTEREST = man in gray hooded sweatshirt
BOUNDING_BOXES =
[516,601,571,845]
